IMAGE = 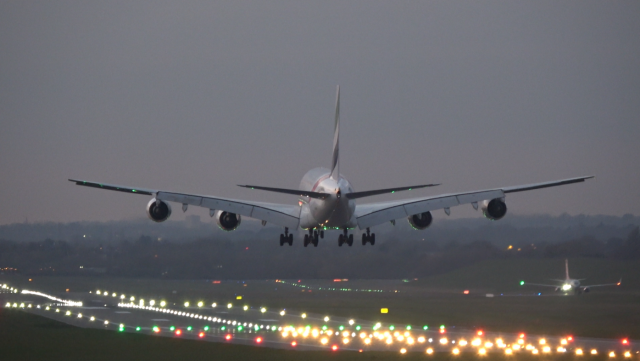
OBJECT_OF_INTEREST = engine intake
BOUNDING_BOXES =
[408,211,433,230]
[482,198,507,220]
[215,210,241,231]
[147,198,172,222]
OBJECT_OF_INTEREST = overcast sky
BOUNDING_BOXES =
[1,1,639,226]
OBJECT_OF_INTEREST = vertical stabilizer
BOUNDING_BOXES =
[330,85,340,180]
[565,259,570,280]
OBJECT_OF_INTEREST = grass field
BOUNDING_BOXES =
[0,311,613,361]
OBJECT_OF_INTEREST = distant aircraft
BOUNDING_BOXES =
[520,259,621,294]
[70,86,593,247]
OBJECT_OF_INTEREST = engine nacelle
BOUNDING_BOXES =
[482,198,507,220]
[407,211,433,230]
[147,198,172,222]
[215,210,241,231]
[583,287,590,293]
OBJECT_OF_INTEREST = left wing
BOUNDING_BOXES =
[354,176,593,229]
[69,179,301,229]
[582,279,621,288]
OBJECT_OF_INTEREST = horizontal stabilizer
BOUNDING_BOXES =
[238,185,330,199]
[346,184,439,200]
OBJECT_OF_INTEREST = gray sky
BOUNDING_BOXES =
[1,1,639,225]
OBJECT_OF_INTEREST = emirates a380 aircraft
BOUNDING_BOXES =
[70,87,593,247]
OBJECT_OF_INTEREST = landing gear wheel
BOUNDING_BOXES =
[279,234,285,246]
[320,230,324,239]
[303,234,309,247]
[313,235,318,247]
[362,234,367,245]
[338,234,344,247]
[288,234,293,246]
[347,234,353,246]
[370,233,375,245]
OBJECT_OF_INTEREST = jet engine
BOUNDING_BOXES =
[215,210,241,231]
[147,198,172,222]
[407,211,433,230]
[482,198,507,220]
[583,287,590,293]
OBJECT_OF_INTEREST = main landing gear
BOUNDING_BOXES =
[279,227,293,246]
[361,228,375,246]
[304,228,323,247]
[338,228,354,247]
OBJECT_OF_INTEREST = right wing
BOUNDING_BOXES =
[354,176,593,229]
[69,179,301,229]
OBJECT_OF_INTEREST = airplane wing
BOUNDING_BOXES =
[68,179,301,229]
[582,279,621,288]
[354,176,593,229]
[520,282,561,288]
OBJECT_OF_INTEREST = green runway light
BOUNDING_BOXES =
[221,326,226,330]
[520,280,525,286]
[170,326,175,331]
[406,325,412,330]
[322,325,328,330]
[339,325,344,331]
[204,326,209,331]
[187,326,192,331]
[237,326,243,331]
[440,325,445,329]
[389,325,395,331]
[423,325,429,330]
[356,325,361,331]
[136,327,141,331]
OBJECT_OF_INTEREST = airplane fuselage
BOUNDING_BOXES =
[298,167,357,230]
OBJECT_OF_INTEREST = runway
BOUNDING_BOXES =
[1,282,637,357]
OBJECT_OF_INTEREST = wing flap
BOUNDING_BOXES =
[158,192,300,229]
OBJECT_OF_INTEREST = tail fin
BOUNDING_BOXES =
[330,85,340,180]
[565,259,570,280]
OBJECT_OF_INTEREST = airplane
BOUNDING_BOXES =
[520,259,621,294]
[70,86,594,247]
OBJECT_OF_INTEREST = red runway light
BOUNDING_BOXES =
[225,334,232,340]
[567,336,573,341]
[463,290,470,294]
[622,339,629,345]
[477,330,483,336]
[519,333,525,339]
[256,337,263,343]
[439,329,446,334]
[291,341,297,347]
[332,345,339,351]
[198,332,205,338]
[175,329,182,336]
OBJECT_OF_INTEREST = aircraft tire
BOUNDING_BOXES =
[362,234,367,245]
[370,234,376,245]
[288,234,293,246]
[348,234,353,246]
[279,234,284,246]
[303,235,309,247]
[312,236,318,247]
[320,230,324,238]
[338,234,344,247]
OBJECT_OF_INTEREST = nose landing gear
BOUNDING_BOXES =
[279,227,293,246]
[361,228,375,246]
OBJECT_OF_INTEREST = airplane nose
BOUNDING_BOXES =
[336,189,341,199]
